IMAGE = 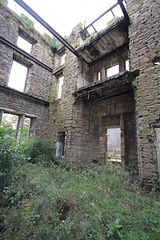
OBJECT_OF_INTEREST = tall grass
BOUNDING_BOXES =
[0,162,160,240]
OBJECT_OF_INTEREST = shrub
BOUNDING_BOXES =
[0,128,23,190]
[23,136,56,166]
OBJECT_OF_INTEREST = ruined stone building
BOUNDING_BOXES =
[0,0,160,181]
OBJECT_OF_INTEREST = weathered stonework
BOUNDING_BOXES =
[0,3,53,138]
[48,25,137,169]
[128,0,160,179]
[0,0,160,180]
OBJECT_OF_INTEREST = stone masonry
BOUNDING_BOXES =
[0,2,53,138]
[128,0,160,179]
[0,0,160,180]
[48,26,138,169]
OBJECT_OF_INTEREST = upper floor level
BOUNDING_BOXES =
[0,1,54,102]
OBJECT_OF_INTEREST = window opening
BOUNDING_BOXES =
[56,132,65,158]
[97,72,101,81]
[8,61,28,92]
[21,117,31,139]
[1,113,18,130]
[60,53,66,65]
[155,128,160,176]
[107,127,121,162]
[59,51,66,65]
[57,75,64,99]
[17,36,32,53]
[29,118,36,137]
[107,65,119,77]
[125,60,130,71]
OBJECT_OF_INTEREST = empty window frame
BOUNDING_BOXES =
[57,75,64,99]
[97,71,101,81]
[56,132,65,158]
[8,61,28,92]
[155,128,160,175]
[0,109,37,140]
[107,127,121,162]
[21,117,31,139]
[17,36,32,53]
[125,60,130,71]
[106,65,119,78]
[1,113,19,130]
[59,51,66,65]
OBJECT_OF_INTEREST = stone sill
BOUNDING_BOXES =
[53,65,65,76]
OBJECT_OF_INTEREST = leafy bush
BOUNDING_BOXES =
[0,128,24,190]
[23,136,56,166]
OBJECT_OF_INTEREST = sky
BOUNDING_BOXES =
[8,0,123,36]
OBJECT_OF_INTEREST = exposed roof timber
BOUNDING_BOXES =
[13,0,79,57]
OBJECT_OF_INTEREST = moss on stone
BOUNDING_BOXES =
[139,129,151,138]
[49,84,59,102]
[19,14,34,30]
[0,0,8,7]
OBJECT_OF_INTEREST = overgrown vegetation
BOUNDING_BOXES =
[0,127,55,191]
[49,83,59,102]
[19,14,34,30]
[0,0,8,7]
[23,136,56,166]
[0,128,23,191]
[42,33,58,64]
[0,129,160,239]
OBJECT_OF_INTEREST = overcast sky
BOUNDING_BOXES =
[8,0,122,36]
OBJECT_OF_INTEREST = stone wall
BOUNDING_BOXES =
[0,3,53,138]
[1,0,159,179]
[48,26,137,167]
[0,3,53,100]
[0,91,49,137]
[127,0,160,179]
[89,46,129,82]
[48,46,82,161]
[87,92,137,166]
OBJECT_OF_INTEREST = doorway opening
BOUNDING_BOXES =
[107,127,121,162]
[56,132,65,158]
